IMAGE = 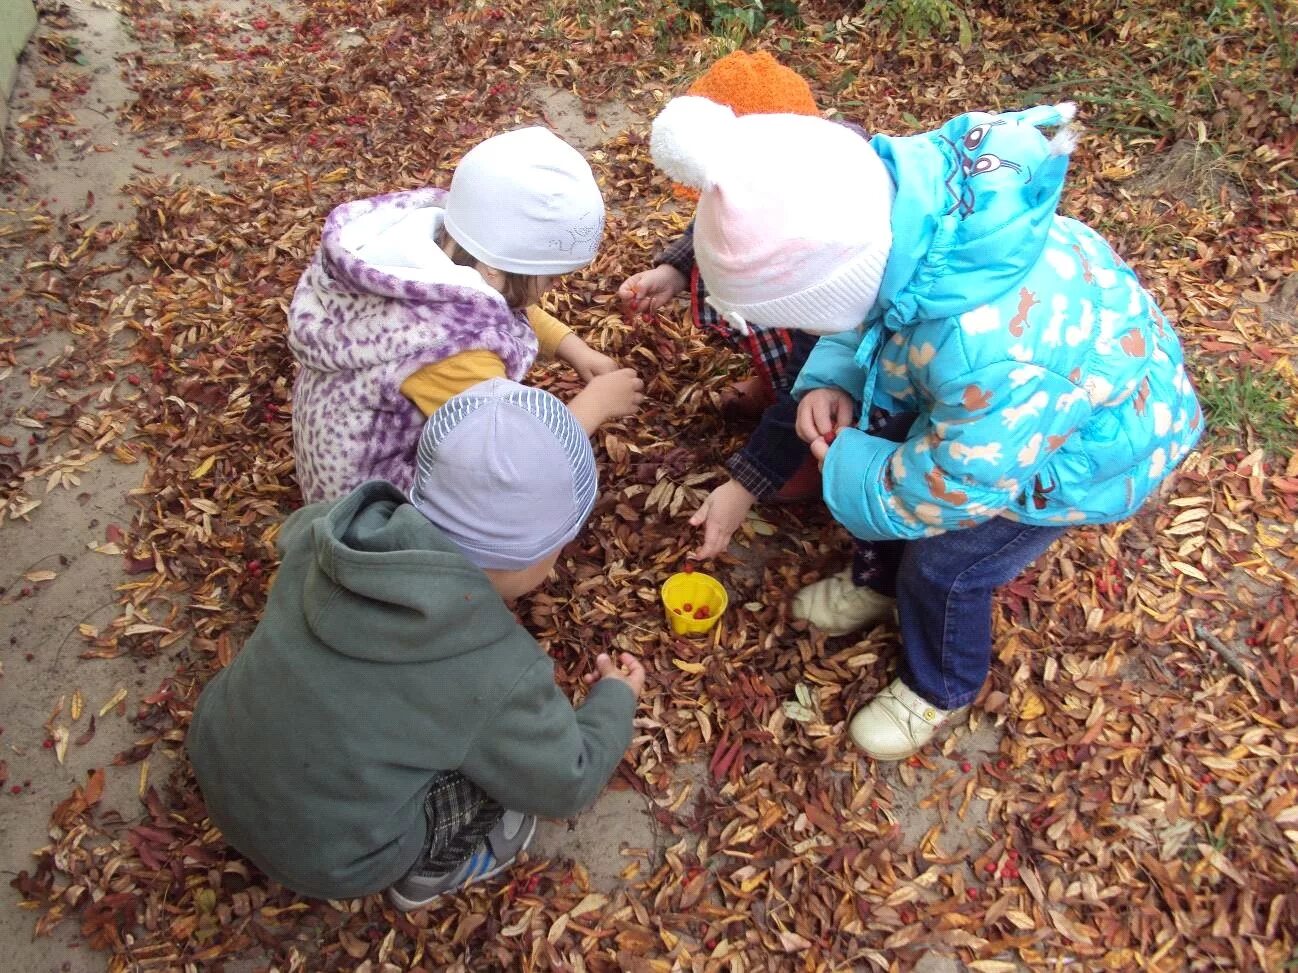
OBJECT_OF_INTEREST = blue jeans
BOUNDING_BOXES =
[848,411,1065,709]
[890,518,1065,710]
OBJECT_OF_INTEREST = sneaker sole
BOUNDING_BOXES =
[387,815,538,912]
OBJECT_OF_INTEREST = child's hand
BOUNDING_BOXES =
[584,652,646,699]
[618,265,687,318]
[568,368,645,434]
[796,388,856,443]
[558,335,620,382]
[689,478,757,560]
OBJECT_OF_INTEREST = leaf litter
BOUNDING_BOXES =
[2,0,1297,970]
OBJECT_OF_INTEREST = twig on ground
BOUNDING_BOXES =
[1193,623,1258,687]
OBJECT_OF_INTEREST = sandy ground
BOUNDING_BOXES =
[0,5,994,970]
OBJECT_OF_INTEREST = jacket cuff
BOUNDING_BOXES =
[726,451,779,502]
[655,226,695,279]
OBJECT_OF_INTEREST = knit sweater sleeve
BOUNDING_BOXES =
[458,659,635,819]
[399,352,509,416]
[526,306,574,360]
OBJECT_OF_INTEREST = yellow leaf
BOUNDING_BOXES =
[673,659,706,674]
[568,893,607,917]
[1016,689,1046,721]
[24,569,57,582]
[53,725,69,765]
[190,455,216,479]
[1169,560,1208,583]
[98,687,128,717]
[71,690,83,721]
[138,760,150,799]
[123,623,173,637]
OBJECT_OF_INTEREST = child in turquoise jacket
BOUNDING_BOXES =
[650,96,1202,760]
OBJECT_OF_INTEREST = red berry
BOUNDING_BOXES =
[966,888,979,899]
[693,606,711,619]
[683,562,695,573]
[9,786,21,795]
[42,739,53,749]
[983,861,997,873]
[960,761,972,772]
[823,430,836,444]
[682,603,693,612]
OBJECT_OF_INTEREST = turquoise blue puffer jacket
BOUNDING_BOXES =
[793,104,1203,541]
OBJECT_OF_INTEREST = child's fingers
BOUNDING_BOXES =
[688,495,711,527]
[593,652,615,676]
[695,524,725,560]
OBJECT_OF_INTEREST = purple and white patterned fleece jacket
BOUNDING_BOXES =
[289,188,539,503]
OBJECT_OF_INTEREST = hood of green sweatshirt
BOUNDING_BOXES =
[293,480,517,664]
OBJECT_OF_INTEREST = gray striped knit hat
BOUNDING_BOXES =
[409,379,598,571]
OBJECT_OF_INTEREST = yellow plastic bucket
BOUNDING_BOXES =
[661,570,728,637]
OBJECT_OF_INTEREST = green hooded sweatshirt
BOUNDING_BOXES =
[187,482,635,899]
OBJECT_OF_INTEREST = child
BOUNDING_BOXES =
[650,96,1202,759]
[615,51,831,559]
[291,126,643,504]
[188,379,645,908]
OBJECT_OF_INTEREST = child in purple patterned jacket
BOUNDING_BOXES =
[290,127,644,504]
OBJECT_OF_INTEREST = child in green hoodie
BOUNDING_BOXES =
[187,378,644,910]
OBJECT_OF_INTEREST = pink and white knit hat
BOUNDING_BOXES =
[650,96,894,335]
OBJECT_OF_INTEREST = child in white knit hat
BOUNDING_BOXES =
[189,379,644,910]
[289,127,644,504]
[650,96,1202,761]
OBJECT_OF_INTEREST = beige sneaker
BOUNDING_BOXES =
[791,569,895,636]
[848,679,957,760]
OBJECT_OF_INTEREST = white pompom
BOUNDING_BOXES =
[1048,127,1079,157]
[1055,101,1077,123]
[650,96,738,192]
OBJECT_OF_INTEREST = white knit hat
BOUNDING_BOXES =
[651,97,894,335]
[444,127,605,276]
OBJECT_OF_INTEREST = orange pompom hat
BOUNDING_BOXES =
[673,52,819,201]
[686,50,819,118]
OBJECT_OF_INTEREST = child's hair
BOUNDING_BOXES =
[438,226,537,310]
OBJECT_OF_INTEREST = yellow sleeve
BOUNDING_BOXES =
[400,351,508,416]
[527,305,574,360]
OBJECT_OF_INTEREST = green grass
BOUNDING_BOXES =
[1021,0,1297,144]
[1196,365,1298,456]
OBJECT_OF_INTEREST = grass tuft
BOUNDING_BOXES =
[1196,365,1298,456]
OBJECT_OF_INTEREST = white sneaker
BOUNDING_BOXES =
[848,679,957,760]
[791,568,895,636]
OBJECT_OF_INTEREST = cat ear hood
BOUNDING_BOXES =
[865,101,1082,324]
[650,96,894,335]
